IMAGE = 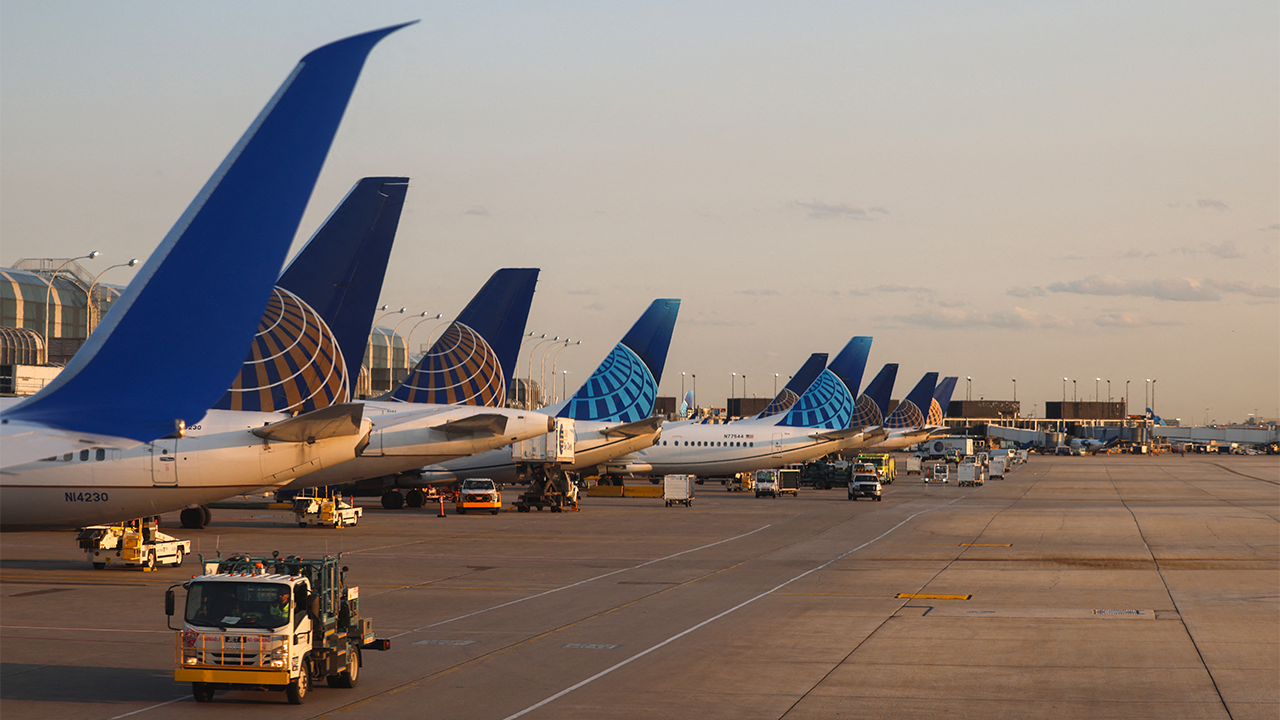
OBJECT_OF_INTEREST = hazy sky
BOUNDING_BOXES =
[2,1,1277,424]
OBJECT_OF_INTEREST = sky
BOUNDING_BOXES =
[2,1,1277,425]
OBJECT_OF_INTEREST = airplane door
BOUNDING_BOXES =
[772,434,784,458]
[151,439,179,487]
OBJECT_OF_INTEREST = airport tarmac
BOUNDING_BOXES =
[1,454,1276,720]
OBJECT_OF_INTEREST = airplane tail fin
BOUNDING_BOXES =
[681,390,694,417]
[215,177,409,413]
[755,353,828,418]
[553,299,681,423]
[776,368,856,430]
[2,23,412,442]
[927,376,958,426]
[389,268,540,406]
[827,336,873,397]
[851,363,897,428]
[884,372,939,429]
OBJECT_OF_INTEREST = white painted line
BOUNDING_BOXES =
[503,500,961,720]
[0,625,170,634]
[108,696,187,719]
[387,524,773,639]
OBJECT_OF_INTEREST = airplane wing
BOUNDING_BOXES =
[252,403,367,442]
[813,426,887,444]
[599,416,663,438]
[0,23,413,461]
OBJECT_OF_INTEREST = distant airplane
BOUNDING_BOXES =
[411,299,682,497]
[0,24,413,529]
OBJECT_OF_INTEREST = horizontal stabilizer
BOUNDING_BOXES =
[600,416,663,438]
[813,426,886,444]
[252,403,366,442]
[433,413,511,437]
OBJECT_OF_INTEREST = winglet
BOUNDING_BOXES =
[2,23,413,443]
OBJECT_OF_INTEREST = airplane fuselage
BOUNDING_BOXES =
[606,421,851,478]
[0,406,372,530]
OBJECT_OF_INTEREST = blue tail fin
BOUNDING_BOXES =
[884,372,938,429]
[2,23,412,442]
[776,368,856,429]
[681,390,694,417]
[928,376,958,425]
[827,336,873,397]
[389,268,540,406]
[851,363,898,428]
[554,299,681,423]
[215,177,409,413]
[755,353,828,418]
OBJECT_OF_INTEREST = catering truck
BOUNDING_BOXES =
[167,552,390,705]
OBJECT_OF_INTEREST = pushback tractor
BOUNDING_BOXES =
[166,552,390,704]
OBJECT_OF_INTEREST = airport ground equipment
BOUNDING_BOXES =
[663,474,695,507]
[989,457,1007,479]
[957,461,985,487]
[456,478,502,515]
[725,472,755,492]
[78,517,190,570]
[799,458,852,489]
[754,468,799,498]
[292,489,362,528]
[167,551,390,705]
[778,466,801,496]
[856,453,896,484]
[848,473,882,501]
[905,455,923,475]
[924,464,949,484]
[512,418,583,512]
[921,437,975,461]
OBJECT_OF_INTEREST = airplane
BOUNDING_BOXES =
[859,372,943,451]
[0,24,412,530]
[742,353,830,421]
[603,338,884,478]
[405,298,682,500]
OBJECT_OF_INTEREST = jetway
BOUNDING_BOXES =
[1154,426,1278,447]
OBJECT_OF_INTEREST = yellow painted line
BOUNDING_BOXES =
[773,593,897,598]
[896,593,971,600]
[960,543,1012,547]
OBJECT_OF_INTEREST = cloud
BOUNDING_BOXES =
[1047,275,1279,302]
[1197,199,1229,211]
[1262,224,1279,231]
[873,284,933,294]
[463,205,490,216]
[935,299,966,308]
[790,200,881,220]
[1174,240,1243,259]
[1119,249,1157,259]
[894,307,1075,329]
[1048,275,1221,302]
[1007,285,1046,297]
[736,288,781,296]
[1093,313,1181,327]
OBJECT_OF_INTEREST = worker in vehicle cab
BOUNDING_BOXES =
[270,587,291,622]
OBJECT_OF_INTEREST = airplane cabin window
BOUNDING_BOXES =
[96,448,106,461]
[63,453,73,462]
[80,450,90,461]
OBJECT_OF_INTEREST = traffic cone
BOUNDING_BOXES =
[437,495,446,518]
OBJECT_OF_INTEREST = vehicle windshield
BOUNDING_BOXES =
[461,479,495,491]
[186,581,291,629]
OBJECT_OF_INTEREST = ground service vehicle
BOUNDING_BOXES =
[989,457,1007,479]
[957,461,985,487]
[923,437,975,460]
[512,418,582,512]
[292,490,362,528]
[799,458,851,489]
[725,472,755,492]
[168,552,389,704]
[856,453,896,484]
[456,478,502,515]
[925,464,949,484]
[755,470,780,498]
[663,474,695,506]
[905,455,923,475]
[777,467,801,496]
[78,517,190,570]
[848,473,882,501]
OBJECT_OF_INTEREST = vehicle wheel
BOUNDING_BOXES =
[457,507,466,515]
[92,562,106,570]
[179,507,202,529]
[381,490,404,510]
[329,646,360,688]
[192,682,214,702]
[286,669,309,705]
[145,550,156,570]
[405,489,425,508]
[876,496,882,501]
[174,547,184,567]
[491,509,499,515]
[298,521,307,528]
[199,505,212,528]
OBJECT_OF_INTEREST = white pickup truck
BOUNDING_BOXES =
[848,473,882,501]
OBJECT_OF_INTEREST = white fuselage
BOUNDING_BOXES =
[0,406,372,531]
[280,402,555,488]
[414,419,661,485]
[607,420,864,478]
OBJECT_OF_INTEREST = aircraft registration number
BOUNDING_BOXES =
[65,492,109,502]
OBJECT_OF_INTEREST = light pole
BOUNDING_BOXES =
[1072,379,1077,402]
[405,313,444,354]
[526,336,559,406]
[743,375,747,399]
[1126,380,1130,415]
[389,311,430,379]
[550,340,579,402]
[1062,377,1067,403]
[541,338,569,404]
[562,370,568,402]
[966,376,972,401]
[681,372,686,400]
[1151,379,1156,414]
[692,374,696,410]
[1145,379,1151,411]
[43,251,99,342]
[1095,378,1100,402]
[1012,378,1016,402]
[731,373,736,401]
[1107,379,1111,404]
[86,257,138,334]
[774,373,779,396]
[367,307,406,390]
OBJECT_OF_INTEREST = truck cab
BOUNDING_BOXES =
[848,473,882,501]
[754,469,779,498]
[456,478,502,515]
